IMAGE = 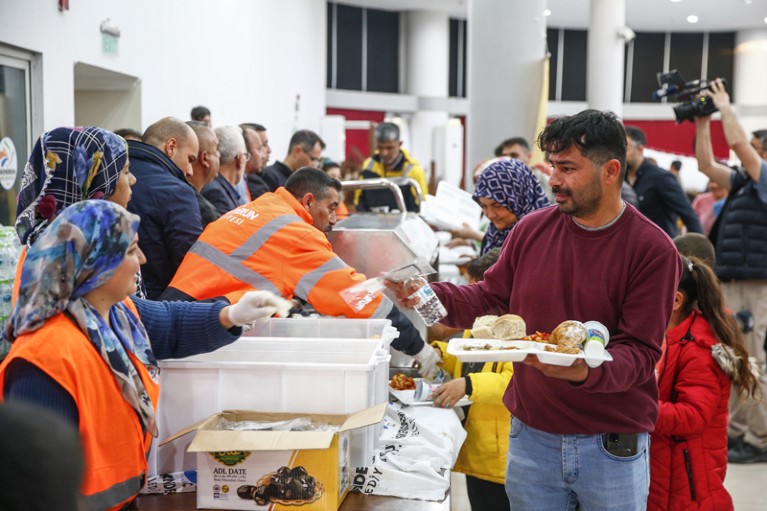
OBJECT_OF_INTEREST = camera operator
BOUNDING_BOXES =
[694,78,767,464]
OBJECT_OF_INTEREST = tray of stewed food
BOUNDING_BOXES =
[447,315,613,367]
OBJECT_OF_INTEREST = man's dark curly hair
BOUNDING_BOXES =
[537,109,627,181]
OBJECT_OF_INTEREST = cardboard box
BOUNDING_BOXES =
[163,404,386,510]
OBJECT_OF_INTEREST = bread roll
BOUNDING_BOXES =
[550,320,587,347]
[471,315,497,339]
[492,314,526,340]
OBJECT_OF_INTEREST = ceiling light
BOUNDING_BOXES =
[764,16,767,23]
[670,0,682,3]
[543,9,551,16]
[687,15,699,23]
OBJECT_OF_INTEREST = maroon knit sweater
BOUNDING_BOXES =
[432,204,682,434]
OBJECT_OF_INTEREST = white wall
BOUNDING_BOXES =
[0,0,327,159]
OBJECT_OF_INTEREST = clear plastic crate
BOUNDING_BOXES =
[153,337,390,477]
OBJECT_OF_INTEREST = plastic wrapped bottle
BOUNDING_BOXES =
[0,227,20,360]
[407,278,448,327]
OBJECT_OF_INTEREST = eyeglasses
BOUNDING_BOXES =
[304,150,322,165]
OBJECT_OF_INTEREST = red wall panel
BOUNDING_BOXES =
[622,119,729,160]
[326,108,385,164]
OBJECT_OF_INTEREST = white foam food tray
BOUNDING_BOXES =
[534,346,614,368]
[447,339,613,368]
[447,339,541,362]
[388,378,472,407]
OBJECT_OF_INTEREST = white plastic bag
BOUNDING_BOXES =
[351,403,467,501]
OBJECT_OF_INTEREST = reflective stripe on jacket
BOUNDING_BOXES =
[0,299,159,511]
[166,188,393,319]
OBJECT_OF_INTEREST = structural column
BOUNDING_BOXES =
[466,0,546,187]
[734,29,767,135]
[587,0,627,116]
[405,10,450,190]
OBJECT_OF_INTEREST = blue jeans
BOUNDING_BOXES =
[505,417,649,511]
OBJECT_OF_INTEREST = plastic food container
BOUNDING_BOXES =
[153,337,390,477]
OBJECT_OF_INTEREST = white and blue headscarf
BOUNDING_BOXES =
[473,158,551,254]
[9,200,158,436]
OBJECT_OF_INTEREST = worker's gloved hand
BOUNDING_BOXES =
[227,291,293,326]
[413,344,442,381]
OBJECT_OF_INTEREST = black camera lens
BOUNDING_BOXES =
[673,96,718,124]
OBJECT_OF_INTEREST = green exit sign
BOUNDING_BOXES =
[102,33,119,55]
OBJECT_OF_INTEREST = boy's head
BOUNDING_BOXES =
[466,248,502,284]
[673,233,715,268]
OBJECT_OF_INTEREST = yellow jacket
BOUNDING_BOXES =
[355,149,428,211]
[434,336,513,484]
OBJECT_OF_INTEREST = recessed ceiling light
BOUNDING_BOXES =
[687,15,699,23]
[670,0,682,3]
[764,16,767,23]
[543,9,551,16]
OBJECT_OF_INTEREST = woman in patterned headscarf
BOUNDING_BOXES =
[13,126,142,301]
[473,158,551,254]
[2,200,160,510]
[0,200,290,511]
[16,126,133,246]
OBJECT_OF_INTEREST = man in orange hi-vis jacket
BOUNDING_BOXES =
[163,167,440,374]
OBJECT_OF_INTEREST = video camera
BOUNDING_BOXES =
[653,69,726,124]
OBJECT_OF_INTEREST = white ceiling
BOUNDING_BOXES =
[339,0,767,32]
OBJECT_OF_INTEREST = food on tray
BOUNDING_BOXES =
[470,315,497,339]
[238,466,322,505]
[544,344,582,355]
[461,343,519,351]
[492,314,526,339]
[550,320,587,347]
[390,372,416,390]
[522,330,550,342]
[470,314,526,339]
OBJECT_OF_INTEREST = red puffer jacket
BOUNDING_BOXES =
[648,310,733,511]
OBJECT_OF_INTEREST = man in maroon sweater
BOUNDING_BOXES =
[392,110,681,510]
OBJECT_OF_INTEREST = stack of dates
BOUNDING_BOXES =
[238,466,317,505]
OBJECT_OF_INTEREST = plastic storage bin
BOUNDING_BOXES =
[245,317,398,345]
[154,337,390,477]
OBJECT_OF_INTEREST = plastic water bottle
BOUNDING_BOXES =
[0,227,21,338]
[408,278,448,327]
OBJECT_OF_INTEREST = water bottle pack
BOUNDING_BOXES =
[0,227,21,326]
[0,226,21,360]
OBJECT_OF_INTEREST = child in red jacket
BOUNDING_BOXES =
[648,256,757,511]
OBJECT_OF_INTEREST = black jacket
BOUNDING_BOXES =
[632,159,702,237]
[262,161,292,192]
[126,141,202,299]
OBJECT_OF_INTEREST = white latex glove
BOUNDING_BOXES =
[413,344,443,381]
[227,291,293,326]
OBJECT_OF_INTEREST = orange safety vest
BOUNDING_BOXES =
[0,299,159,511]
[167,188,392,319]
